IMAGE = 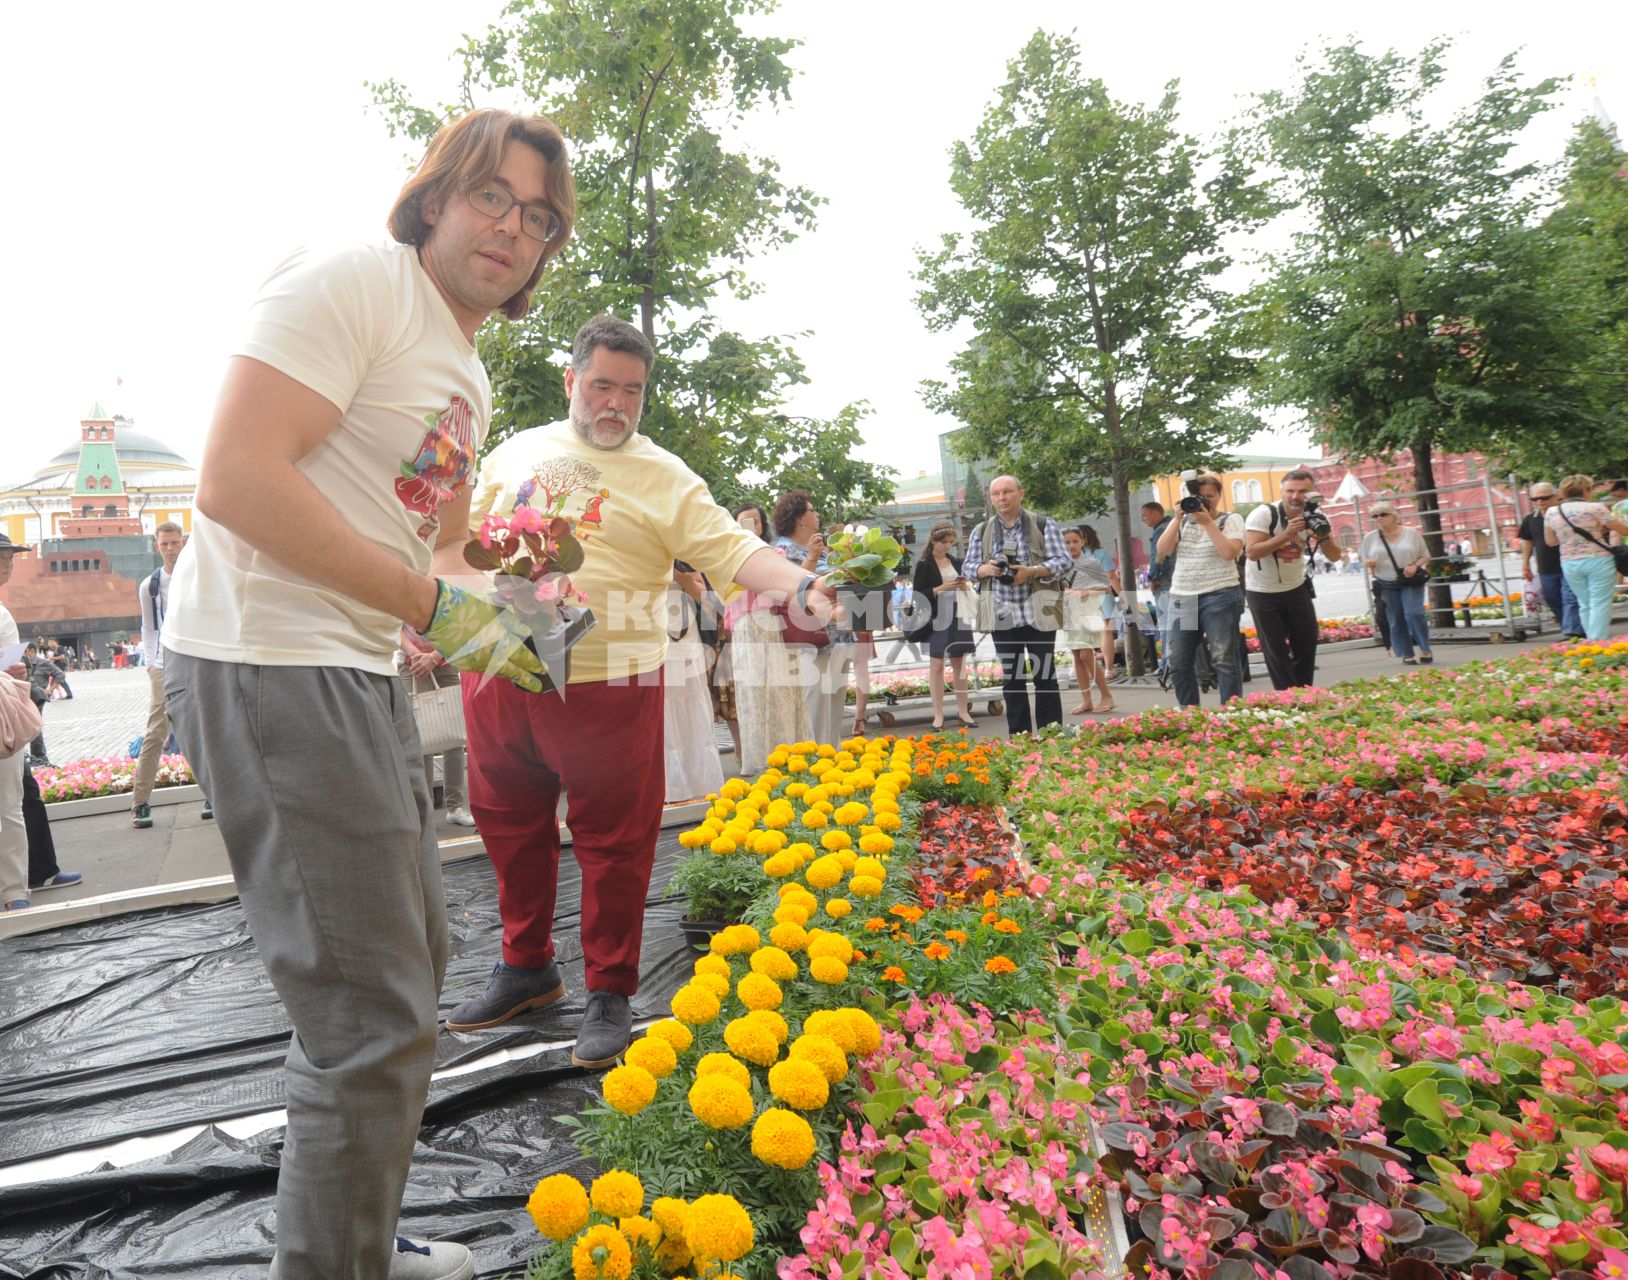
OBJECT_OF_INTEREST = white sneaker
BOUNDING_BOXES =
[271,1238,474,1280]
[446,807,476,827]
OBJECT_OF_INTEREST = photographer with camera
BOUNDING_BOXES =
[1155,473,1247,707]
[964,475,1071,736]
[1244,468,1343,690]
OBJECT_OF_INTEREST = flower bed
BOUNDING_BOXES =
[515,642,1628,1280]
[1242,617,1376,652]
[849,662,1004,705]
[33,755,193,804]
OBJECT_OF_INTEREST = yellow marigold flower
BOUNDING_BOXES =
[804,855,844,889]
[572,1222,633,1280]
[721,778,750,800]
[646,1018,694,1053]
[803,1008,859,1054]
[763,852,798,878]
[820,829,852,853]
[806,931,854,965]
[671,983,722,1025]
[745,1007,789,1044]
[834,850,857,873]
[737,971,784,1011]
[824,898,853,919]
[857,832,894,856]
[842,1007,882,1056]
[761,809,792,831]
[800,808,828,829]
[848,874,883,899]
[688,1074,754,1129]
[768,1052,830,1109]
[766,749,790,767]
[650,1196,689,1240]
[591,1169,645,1218]
[833,801,870,826]
[623,1035,678,1079]
[600,1063,659,1117]
[785,841,818,864]
[723,1015,780,1066]
[772,901,810,925]
[692,971,730,999]
[653,1238,691,1272]
[685,1193,755,1262]
[784,781,809,799]
[695,1051,751,1087]
[852,856,886,880]
[708,836,737,855]
[786,754,809,774]
[985,955,1018,975]
[751,1107,817,1170]
[810,955,849,984]
[809,758,833,776]
[749,945,798,981]
[619,1214,660,1255]
[816,743,836,758]
[769,920,810,952]
[527,1173,589,1240]
[751,830,784,856]
[678,829,703,848]
[694,954,731,979]
[874,811,902,832]
[789,1032,848,1083]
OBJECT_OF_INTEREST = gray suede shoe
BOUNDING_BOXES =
[444,960,566,1032]
[572,991,632,1068]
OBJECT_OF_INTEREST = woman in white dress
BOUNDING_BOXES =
[1062,527,1116,714]
[662,564,726,802]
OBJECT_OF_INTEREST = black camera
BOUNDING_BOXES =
[1302,497,1331,537]
[989,553,1017,584]
[1178,478,1206,515]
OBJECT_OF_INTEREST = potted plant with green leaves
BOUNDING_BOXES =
[823,525,904,632]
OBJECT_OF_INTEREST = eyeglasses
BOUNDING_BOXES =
[466,184,561,243]
[1373,512,1398,520]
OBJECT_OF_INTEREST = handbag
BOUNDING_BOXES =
[1555,504,1628,574]
[409,672,466,756]
[771,600,830,649]
[0,674,43,758]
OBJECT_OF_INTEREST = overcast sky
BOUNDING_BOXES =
[2,0,1620,489]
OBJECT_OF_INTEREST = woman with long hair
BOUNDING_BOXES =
[1061,527,1115,714]
[911,524,977,729]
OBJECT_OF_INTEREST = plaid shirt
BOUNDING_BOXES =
[964,511,1072,628]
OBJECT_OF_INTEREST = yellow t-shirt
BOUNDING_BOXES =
[470,420,763,684]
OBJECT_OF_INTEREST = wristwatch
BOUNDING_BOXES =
[794,575,816,614]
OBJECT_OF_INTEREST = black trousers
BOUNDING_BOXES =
[24,762,60,888]
[993,623,1062,735]
[1246,582,1319,690]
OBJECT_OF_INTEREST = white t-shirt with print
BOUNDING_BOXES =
[1170,511,1245,597]
[470,421,764,685]
[1244,503,1309,594]
[163,242,490,675]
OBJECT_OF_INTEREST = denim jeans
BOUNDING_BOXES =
[1562,554,1619,640]
[1165,586,1246,707]
[1536,570,1582,637]
[1375,577,1432,659]
[1153,588,1172,672]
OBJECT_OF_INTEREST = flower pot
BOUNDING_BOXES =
[678,915,729,953]
[836,583,891,632]
[527,606,596,692]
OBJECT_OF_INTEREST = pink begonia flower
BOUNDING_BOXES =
[1597,1246,1628,1280]
[1465,1132,1518,1175]
[1589,1143,1628,1184]
[507,505,544,534]
[1449,1174,1484,1199]
[477,512,507,548]
[1575,1171,1605,1203]
[533,578,560,602]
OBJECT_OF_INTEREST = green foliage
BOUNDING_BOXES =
[1239,42,1587,512]
[369,0,893,511]
[670,848,766,922]
[916,31,1260,675]
[823,525,903,589]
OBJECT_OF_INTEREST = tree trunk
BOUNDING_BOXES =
[1410,438,1453,627]
[1110,459,1146,677]
[640,170,658,346]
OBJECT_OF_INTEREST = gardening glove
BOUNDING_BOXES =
[423,579,546,693]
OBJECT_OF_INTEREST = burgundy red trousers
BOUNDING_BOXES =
[462,672,665,996]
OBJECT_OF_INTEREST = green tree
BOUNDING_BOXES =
[915,32,1260,672]
[1240,41,1583,614]
[369,0,892,511]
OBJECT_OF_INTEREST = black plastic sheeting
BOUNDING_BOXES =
[0,834,695,1278]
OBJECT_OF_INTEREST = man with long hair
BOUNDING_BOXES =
[160,109,575,1280]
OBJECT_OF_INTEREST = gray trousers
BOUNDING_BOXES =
[164,652,446,1279]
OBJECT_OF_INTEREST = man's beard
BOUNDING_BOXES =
[569,398,637,451]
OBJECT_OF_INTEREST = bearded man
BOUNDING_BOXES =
[444,314,835,1066]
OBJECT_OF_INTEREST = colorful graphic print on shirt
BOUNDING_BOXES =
[513,456,611,543]
[395,395,478,541]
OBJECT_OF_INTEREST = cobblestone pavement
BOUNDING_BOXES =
[30,667,158,765]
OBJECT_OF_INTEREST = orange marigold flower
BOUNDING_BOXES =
[985,956,1017,975]
[982,890,999,908]
[882,966,906,982]
[889,905,924,923]
[864,917,889,932]
[944,773,961,785]
[970,869,992,882]
[924,942,952,962]
[945,929,968,944]
[993,919,1021,935]
[981,911,998,925]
